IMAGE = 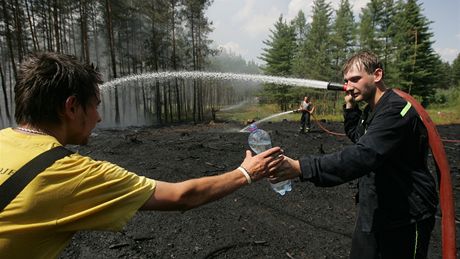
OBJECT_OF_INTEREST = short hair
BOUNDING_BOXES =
[14,52,103,125]
[342,50,384,77]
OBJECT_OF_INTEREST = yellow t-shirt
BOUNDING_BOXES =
[0,128,156,258]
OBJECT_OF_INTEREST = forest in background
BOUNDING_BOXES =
[259,0,460,115]
[0,0,459,127]
[0,0,262,126]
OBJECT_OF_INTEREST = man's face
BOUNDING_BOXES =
[71,90,102,145]
[343,65,377,103]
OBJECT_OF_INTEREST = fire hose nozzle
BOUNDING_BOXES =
[327,82,346,91]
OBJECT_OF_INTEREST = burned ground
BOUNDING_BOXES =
[60,121,460,258]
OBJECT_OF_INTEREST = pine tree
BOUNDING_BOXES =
[358,0,397,59]
[330,0,356,81]
[260,15,297,110]
[379,0,397,73]
[391,0,439,102]
[291,10,310,78]
[260,15,296,76]
[297,0,333,81]
[451,53,460,87]
[358,1,381,53]
[291,10,309,44]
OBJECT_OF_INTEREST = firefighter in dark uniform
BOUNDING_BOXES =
[271,51,438,259]
[299,96,315,133]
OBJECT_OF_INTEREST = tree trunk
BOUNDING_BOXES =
[175,78,181,121]
[0,63,12,124]
[105,0,117,78]
[155,81,162,124]
[168,81,173,122]
[69,7,78,55]
[79,0,90,64]
[1,0,18,79]
[190,11,197,122]
[25,0,39,51]
[13,0,24,62]
[52,0,60,52]
[170,0,181,121]
[90,1,100,67]
[163,83,168,123]
[45,0,53,51]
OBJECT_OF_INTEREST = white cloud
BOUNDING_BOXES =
[435,47,460,63]
[235,0,257,22]
[243,8,281,37]
[232,1,282,38]
[287,0,312,21]
[348,0,369,15]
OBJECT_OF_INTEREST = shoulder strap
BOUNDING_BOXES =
[0,146,73,211]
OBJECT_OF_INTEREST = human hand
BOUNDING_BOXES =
[268,155,301,183]
[240,147,284,182]
[344,91,355,109]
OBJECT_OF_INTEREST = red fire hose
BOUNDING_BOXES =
[326,83,457,258]
[393,89,457,259]
[311,114,346,136]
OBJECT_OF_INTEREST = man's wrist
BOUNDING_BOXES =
[297,159,308,182]
[237,166,252,184]
[345,102,355,109]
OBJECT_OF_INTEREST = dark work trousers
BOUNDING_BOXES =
[300,112,311,132]
[349,216,435,259]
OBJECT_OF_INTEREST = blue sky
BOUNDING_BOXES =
[207,0,460,64]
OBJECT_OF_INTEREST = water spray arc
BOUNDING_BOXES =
[239,110,295,132]
[101,71,343,91]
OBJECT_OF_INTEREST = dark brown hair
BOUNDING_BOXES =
[342,50,384,77]
[14,52,102,125]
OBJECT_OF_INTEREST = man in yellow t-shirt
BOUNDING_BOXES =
[0,52,283,258]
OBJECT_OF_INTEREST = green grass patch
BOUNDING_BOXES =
[427,88,460,124]
[427,105,460,125]
[218,103,288,124]
[218,101,460,125]
[217,102,343,124]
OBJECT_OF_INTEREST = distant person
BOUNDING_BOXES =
[0,52,283,258]
[211,107,219,121]
[272,51,438,258]
[298,96,315,133]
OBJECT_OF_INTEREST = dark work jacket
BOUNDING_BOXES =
[299,89,438,232]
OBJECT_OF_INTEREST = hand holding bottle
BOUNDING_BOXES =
[239,147,284,182]
[268,155,302,183]
[247,123,293,195]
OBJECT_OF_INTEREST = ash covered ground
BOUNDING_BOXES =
[60,120,460,258]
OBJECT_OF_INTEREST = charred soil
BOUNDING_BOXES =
[61,121,460,259]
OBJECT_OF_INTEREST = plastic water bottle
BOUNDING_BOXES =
[247,123,292,195]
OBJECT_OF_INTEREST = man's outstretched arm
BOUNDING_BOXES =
[141,147,283,211]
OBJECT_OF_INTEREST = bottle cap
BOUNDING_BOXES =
[247,123,258,132]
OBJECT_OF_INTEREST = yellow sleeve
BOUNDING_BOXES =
[54,154,156,231]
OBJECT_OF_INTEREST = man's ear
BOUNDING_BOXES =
[63,96,79,119]
[374,68,383,83]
